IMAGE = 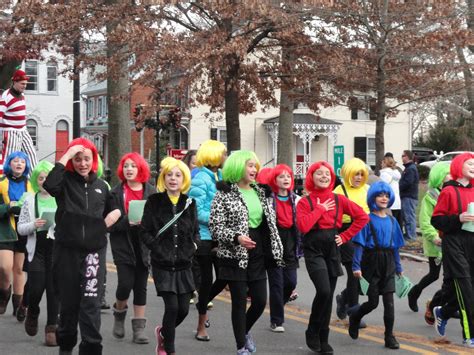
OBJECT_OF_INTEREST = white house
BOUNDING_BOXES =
[22,55,73,163]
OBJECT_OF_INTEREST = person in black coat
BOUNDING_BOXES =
[108,152,155,344]
[43,138,121,355]
[140,157,199,355]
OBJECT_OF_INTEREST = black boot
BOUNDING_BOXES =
[385,334,400,349]
[348,313,360,340]
[305,328,321,352]
[407,286,420,312]
[12,294,22,317]
[319,328,334,354]
[0,286,12,315]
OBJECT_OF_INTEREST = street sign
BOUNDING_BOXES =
[334,145,344,177]
[167,149,188,160]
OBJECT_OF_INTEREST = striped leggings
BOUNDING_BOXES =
[1,128,38,172]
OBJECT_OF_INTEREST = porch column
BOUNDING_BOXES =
[293,123,318,175]
[264,123,279,164]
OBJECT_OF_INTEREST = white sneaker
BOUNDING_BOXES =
[270,323,285,333]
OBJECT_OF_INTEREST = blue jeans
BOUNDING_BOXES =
[401,197,418,240]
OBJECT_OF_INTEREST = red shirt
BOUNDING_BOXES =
[296,190,369,243]
[275,197,293,228]
[123,183,143,214]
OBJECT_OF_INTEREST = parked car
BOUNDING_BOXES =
[420,151,471,169]
[412,147,437,164]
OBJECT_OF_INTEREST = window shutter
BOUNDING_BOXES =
[354,137,367,163]
[210,128,217,140]
[348,96,358,120]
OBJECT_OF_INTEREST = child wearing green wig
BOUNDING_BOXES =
[408,163,451,314]
[17,160,59,346]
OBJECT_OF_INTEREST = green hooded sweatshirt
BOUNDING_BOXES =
[419,163,450,258]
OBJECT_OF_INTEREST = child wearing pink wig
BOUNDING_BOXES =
[296,161,368,354]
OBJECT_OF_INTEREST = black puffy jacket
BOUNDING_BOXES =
[43,163,111,251]
[140,192,200,271]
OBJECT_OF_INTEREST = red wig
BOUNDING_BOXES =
[117,152,151,183]
[256,167,273,185]
[64,138,99,174]
[305,161,336,193]
[450,152,474,183]
[269,164,294,193]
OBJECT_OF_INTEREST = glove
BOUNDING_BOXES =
[8,206,21,215]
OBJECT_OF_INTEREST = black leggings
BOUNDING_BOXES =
[196,254,220,315]
[341,262,359,308]
[307,271,337,342]
[115,262,149,306]
[161,292,192,354]
[354,292,395,336]
[229,279,267,349]
[410,257,441,299]
[28,270,58,325]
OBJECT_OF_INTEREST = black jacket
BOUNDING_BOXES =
[399,162,419,199]
[43,163,111,251]
[108,182,156,267]
[140,192,200,271]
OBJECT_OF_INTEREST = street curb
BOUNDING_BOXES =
[400,251,428,263]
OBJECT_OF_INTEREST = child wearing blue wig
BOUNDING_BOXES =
[0,151,32,320]
[348,181,404,350]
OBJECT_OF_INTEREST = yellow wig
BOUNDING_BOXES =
[156,157,191,193]
[196,140,227,168]
[341,157,369,188]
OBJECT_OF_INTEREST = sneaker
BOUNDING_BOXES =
[336,294,347,320]
[463,338,474,348]
[305,329,321,352]
[407,288,419,312]
[237,348,251,355]
[190,298,195,304]
[207,301,213,309]
[155,326,166,355]
[424,300,435,326]
[348,314,360,340]
[270,323,285,333]
[288,290,298,302]
[384,334,400,349]
[245,333,256,353]
[433,306,447,337]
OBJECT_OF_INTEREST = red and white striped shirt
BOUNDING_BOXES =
[0,89,27,129]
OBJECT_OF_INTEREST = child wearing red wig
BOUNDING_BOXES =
[296,161,368,354]
[108,152,155,344]
[43,138,121,355]
[431,152,474,348]
[266,164,301,333]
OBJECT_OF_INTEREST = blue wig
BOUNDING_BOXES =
[3,151,31,177]
[367,181,395,211]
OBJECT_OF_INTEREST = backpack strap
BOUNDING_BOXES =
[453,186,463,215]
[332,193,339,229]
[156,198,193,238]
[306,195,314,211]
[340,184,349,198]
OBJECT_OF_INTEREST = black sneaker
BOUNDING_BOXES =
[305,329,321,352]
[385,334,400,349]
[319,342,334,354]
[408,289,419,312]
[336,294,347,320]
[348,314,360,340]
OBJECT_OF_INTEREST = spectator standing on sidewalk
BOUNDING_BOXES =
[399,150,419,241]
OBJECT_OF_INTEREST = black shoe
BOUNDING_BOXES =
[305,329,321,352]
[319,342,334,354]
[385,335,400,349]
[336,294,347,320]
[359,320,367,329]
[408,289,419,312]
[348,314,360,340]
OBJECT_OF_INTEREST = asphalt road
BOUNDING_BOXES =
[0,249,470,355]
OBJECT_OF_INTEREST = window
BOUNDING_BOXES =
[25,61,38,91]
[46,61,57,92]
[27,119,38,147]
[349,96,376,121]
[354,136,376,166]
[210,127,227,147]
[87,99,94,119]
[97,97,103,117]
[103,96,108,116]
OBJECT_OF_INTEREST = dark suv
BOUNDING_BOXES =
[412,147,437,164]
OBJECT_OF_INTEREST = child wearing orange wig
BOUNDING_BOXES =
[296,161,368,354]
[43,138,121,355]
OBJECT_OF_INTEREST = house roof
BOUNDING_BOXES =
[263,113,341,125]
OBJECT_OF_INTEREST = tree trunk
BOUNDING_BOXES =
[456,45,474,149]
[224,58,241,152]
[278,89,294,167]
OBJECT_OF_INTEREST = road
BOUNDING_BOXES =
[0,249,470,355]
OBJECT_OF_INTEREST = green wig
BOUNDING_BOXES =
[428,162,450,190]
[30,160,54,193]
[341,157,368,188]
[222,150,260,184]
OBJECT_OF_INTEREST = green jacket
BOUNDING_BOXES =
[419,189,442,258]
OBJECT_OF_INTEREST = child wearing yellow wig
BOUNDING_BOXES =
[333,158,370,322]
[140,158,200,355]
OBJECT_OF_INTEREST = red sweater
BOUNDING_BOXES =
[0,89,27,129]
[296,190,369,243]
[275,197,293,228]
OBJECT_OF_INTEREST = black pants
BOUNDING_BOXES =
[53,245,106,355]
[28,237,58,325]
[229,279,267,349]
[267,267,297,326]
[115,262,149,306]
[353,291,395,336]
[161,291,192,353]
[196,248,219,314]
[341,262,359,308]
[411,257,441,300]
